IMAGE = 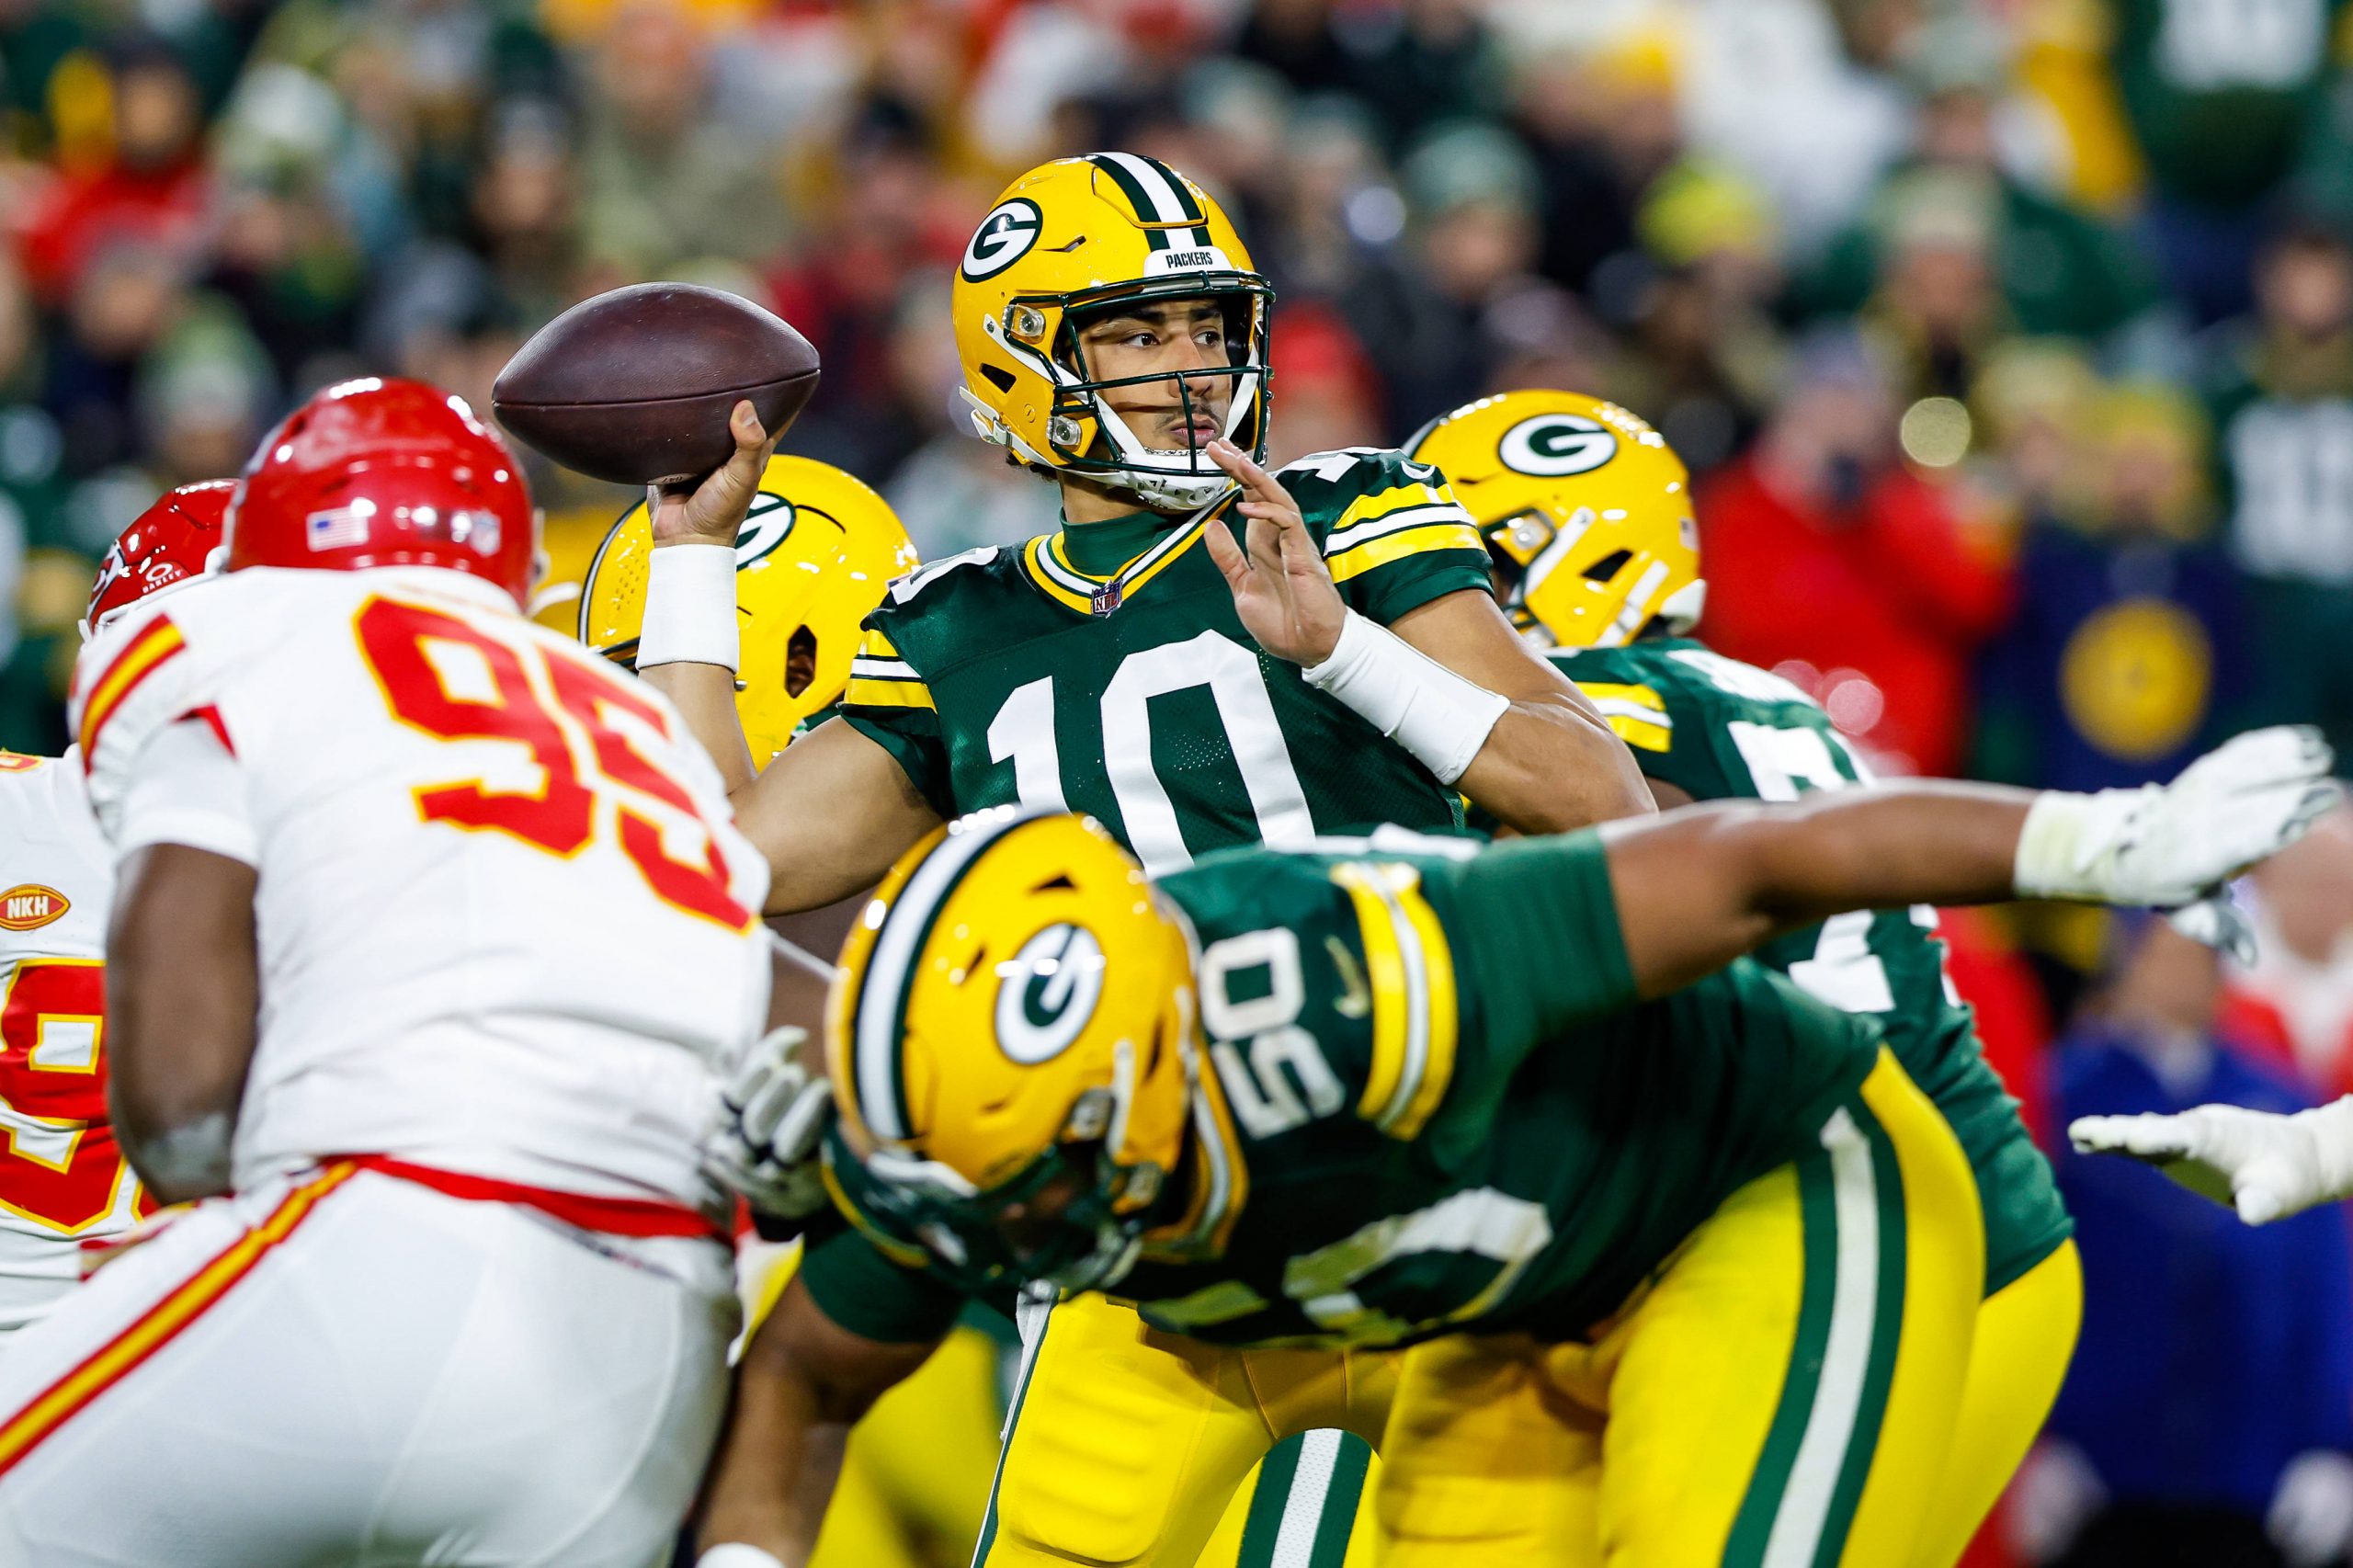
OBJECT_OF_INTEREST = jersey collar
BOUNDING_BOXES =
[1021,494,1233,617]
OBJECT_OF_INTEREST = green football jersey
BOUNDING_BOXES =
[837,448,1495,874]
[803,831,1884,1351]
[1556,638,2071,1291]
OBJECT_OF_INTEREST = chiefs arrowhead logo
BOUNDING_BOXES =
[0,886,69,931]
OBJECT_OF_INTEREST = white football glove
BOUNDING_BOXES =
[700,1025,835,1221]
[2015,726,2338,909]
[2068,1096,2353,1224]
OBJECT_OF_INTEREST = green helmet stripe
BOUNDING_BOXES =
[1086,153,1176,250]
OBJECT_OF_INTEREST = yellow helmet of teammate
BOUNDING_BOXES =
[953,153,1275,511]
[1407,390,1706,649]
[826,806,1202,1293]
[581,455,918,766]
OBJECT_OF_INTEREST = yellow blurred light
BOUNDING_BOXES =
[1900,397,1973,468]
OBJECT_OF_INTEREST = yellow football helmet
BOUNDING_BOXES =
[1407,390,1706,648]
[581,455,918,766]
[826,807,1203,1293]
[953,153,1274,511]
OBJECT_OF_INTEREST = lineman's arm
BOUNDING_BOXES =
[696,1277,939,1565]
[1390,588,1655,829]
[1604,726,2336,1000]
[1202,439,1652,830]
[630,401,944,912]
[108,842,260,1203]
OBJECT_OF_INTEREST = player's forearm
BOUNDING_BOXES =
[107,843,263,1202]
[642,660,761,796]
[1604,784,2034,998]
[1457,692,1656,831]
[695,1358,850,1563]
[736,720,943,915]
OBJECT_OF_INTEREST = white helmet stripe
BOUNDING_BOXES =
[855,810,1051,1142]
[1097,152,1192,224]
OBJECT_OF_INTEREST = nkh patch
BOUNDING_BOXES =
[0,886,69,931]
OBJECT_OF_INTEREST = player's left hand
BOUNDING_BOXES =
[700,1024,834,1221]
[2068,1096,2353,1224]
[649,399,779,551]
[1203,438,1347,665]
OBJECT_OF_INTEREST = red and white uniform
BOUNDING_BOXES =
[0,752,143,1335]
[0,565,770,1567]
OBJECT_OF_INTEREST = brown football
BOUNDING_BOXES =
[492,283,821,486]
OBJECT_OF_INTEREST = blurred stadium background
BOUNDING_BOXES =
[11,0,2353,1562]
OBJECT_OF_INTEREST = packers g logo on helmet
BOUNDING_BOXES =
[1499,414,1618,478]
[827,808,1222,1293]
[1409,390,1706,650]
[581,455,918,766]
[951,153,1276,512]
[962,199,1043,282]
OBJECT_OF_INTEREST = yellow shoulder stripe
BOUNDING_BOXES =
[1575,682,1673,753]
[1331,862,1460,1142]
[1327,522,1488,585]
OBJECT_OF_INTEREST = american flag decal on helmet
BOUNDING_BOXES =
[306,505,372,551]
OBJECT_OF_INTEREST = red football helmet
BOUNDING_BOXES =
[83,479,235,639]
[227,377,537,607]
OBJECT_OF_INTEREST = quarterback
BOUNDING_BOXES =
[1410,389,2082,1562]
[0,481,229,1338]
[665,154,1653,1568]
[815,726,2329,1568]
[0,379,773,1565]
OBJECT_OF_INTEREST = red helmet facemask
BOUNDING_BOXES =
[227,378,538,607]
[83,479,235,640]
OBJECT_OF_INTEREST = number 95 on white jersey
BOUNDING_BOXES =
[70,567,773,1210]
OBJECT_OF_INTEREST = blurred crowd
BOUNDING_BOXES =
[12,0,2353,1562]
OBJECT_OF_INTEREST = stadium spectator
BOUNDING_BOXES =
[2225,805,2353,1098]
[2209,218,2353,769]
[1972,381,2251,792]
[2034,916,2353,1568]
[1695,329,2014,776]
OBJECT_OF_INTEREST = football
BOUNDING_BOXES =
[492,282,821,487]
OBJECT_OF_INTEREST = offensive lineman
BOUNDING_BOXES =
[1408,389,2081,1563]
[0,378,772,1566]
[815,723,2330,1568]
[656,154,1653,1568]
[0,482,229,1337]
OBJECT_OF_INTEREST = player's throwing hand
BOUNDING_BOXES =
[1204,437,1347,665]
[650,399,779,549]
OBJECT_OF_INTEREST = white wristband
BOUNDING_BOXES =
[1301,610,1508,786]
[698,1547,788,1568]
[637,543,740,673]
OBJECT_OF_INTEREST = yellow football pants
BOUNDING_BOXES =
[1374,1051,1984,1568]
[974,1291,1395,1566]
[1910,1238,2083,1567]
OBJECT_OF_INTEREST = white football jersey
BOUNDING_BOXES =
[0,750,142,1331]
[71,565,772,1210]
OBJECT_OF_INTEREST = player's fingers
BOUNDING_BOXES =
[1204,519,1251,586]
[1209,437,1284,501]
[2069,1112,2194,1161]
[729,398,772,455]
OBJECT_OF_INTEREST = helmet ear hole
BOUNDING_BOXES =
[784,624,816,698]
[1582,549,1633,582]
[980,363,1017,394]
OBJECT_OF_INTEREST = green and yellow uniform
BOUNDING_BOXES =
[812,831,1986,1567]
[839,449,1492,874]
[1557,636,2081,1565]
[826,447,1490,1567]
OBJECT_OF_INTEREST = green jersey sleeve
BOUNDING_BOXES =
[838,606,956,818]
[796,1225,969,1346]
[1423,830,1637,1073]
[1279,448,1496,627]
